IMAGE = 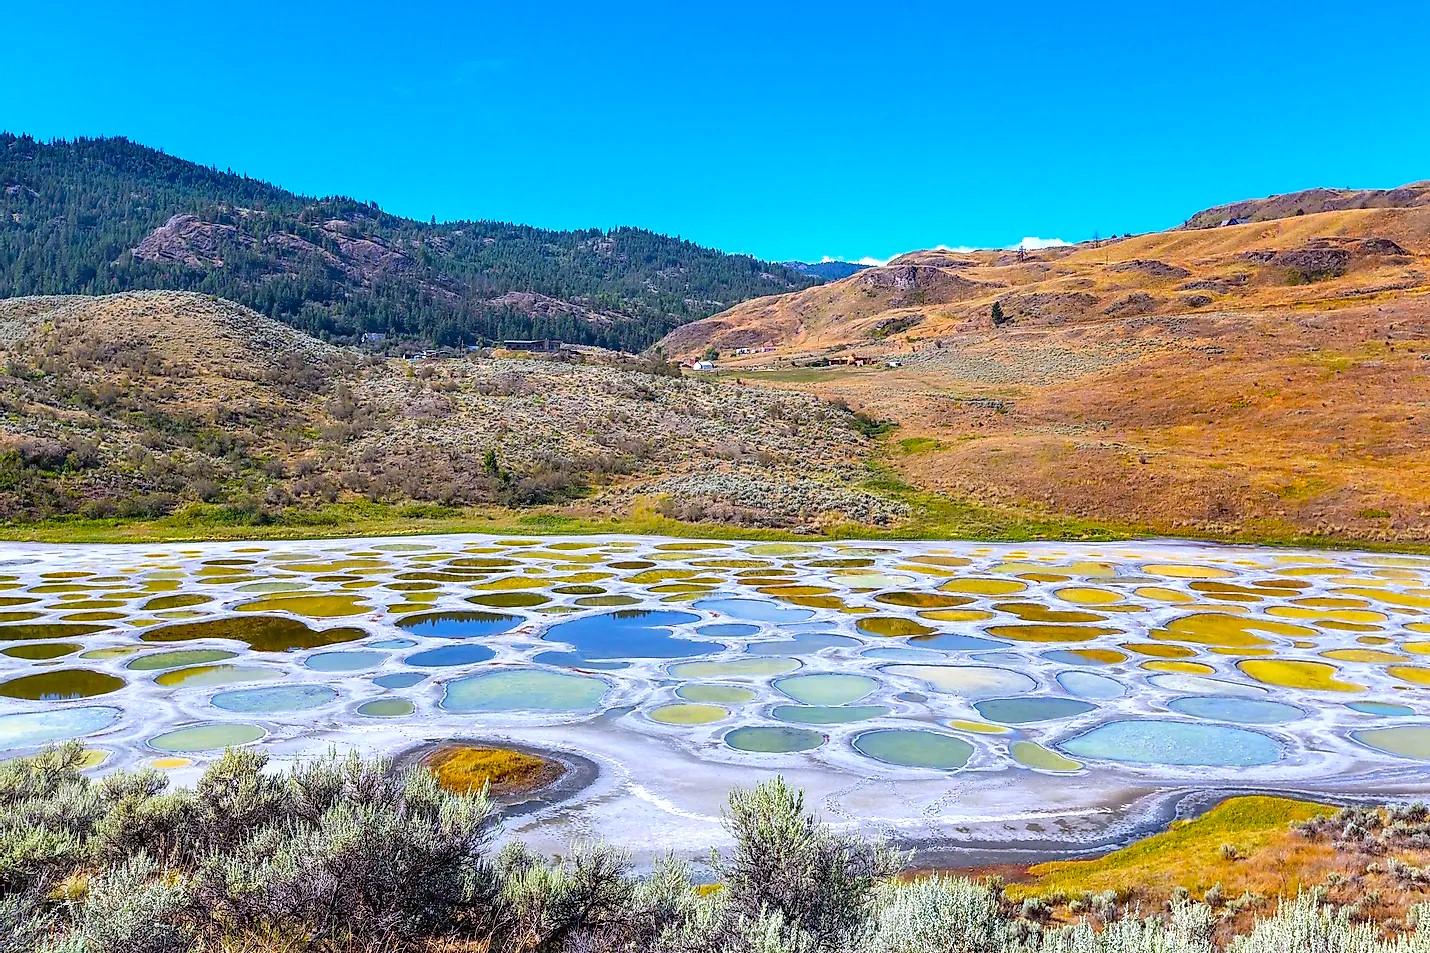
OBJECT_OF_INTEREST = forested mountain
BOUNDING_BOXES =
[783,260,871,280]
[0,134,818,350]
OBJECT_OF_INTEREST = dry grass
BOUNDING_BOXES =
[1007,796,1335,902]
[425,745,557,797]
[660,199,1430,545]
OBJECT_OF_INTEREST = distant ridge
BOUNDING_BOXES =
[783,260,871,281]
[1183,181,1430,229]
[0,133,819,350]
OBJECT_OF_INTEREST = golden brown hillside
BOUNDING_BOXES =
[659,190,1430,545]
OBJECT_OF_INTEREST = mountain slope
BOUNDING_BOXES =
[783,260,872,281]
[656,186,1430,544]
[1183,181,1430,229]
[0,134,818,351]
[0,292,897,531]
[661,191,1430,359]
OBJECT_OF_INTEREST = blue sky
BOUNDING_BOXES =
[5,1,1429,262]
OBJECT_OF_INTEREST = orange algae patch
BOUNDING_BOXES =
[1142,660,1216,675]
[1122,642,1195,659]
[940,578,1027,596]
[918,609,996,623]
[1134,586,1195,604]
[857,616,935,637]
[948,719,1010,735]
[426,745,560,797]
[1388,666,1430,687]
[1238,659,1364,693]
[1056,587,1123,606]
[1151,613,1314,649]
[874,591,972,609]
[993,602,1106,624]
[1335,588,1430,609]
[1322,649,1403,664]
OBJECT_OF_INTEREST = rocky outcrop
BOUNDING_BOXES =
[485,291,622,326]
[1108,259,1191,280]
[1104,292,1161,318]
[131,214,250,268]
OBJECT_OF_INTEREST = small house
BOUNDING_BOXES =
[692,360,716,371]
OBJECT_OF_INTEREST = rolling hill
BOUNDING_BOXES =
[659,186,1430,544]
[0,292,896,532]
[0,134,818,351]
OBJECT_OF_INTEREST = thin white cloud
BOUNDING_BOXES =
[1010,236,1071,250]
[816,237,1071,267]
[824,244,977,267]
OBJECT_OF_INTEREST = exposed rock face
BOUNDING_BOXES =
[131,214,249,267]
[485,291,622,327]
[850,266,992,311]
[1108,259,1191,280]
[1104,292,1161,318]
[316,219,413,274]
[131,212,420,288]
[1003,291,1098,323]
[1180,274,1250,293]
[1270,246,1352,281]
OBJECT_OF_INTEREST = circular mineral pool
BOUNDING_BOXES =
[697,623,759,638]
[1147,673,1266,697]
[396,611,521,639]
[693,598,813,624]
[724,725,825,754]
[373,672,427,690]
[852,728,973,770]
[149,722,266,752]
[467,591,549,608]
[1166,695,1304,725]
[1348,701,1415,717]
[883,664,1037,699]
[0,706,120,750]
[211,684,339,714]
[649,703,728,725]
[676,683,756,704]
[1352,726,1430,761]
[127,649,239,671]
[774,673,879,706]
[367,638,416,649]
[2,642,81,660]
[1056,670,1125,700]
[1010,740,1083,772]
[908,633,1011,652]
[543,609,708,661]
[747,634,860,655]
[974,697,1097,724]
[155,664,281,689]
[1059,719,1283,767]
[358,698,415,718]
[405,644,496,667]
[772,705,889,725]
[441,668,608,713]
[861,647,944,663]
[304,650,388,672]
[0,669,125,700]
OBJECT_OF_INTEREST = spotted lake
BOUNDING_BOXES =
[2,534,1427,861]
